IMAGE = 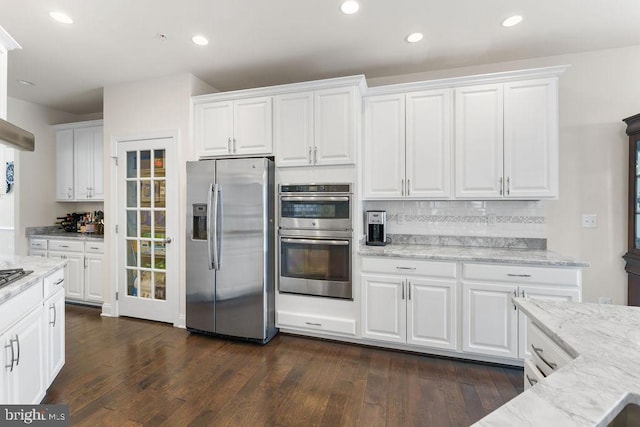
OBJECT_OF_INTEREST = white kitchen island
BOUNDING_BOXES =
[0,255,67,404]
[475,298,640,426]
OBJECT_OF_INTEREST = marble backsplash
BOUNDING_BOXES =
[363,200,546,239]
[387,233,546,250]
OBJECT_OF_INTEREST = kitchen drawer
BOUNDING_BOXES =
[0,281,42,333]
[463,263,580,286]
[43,268,65,299]
[361,256,457,278]
[523,358,544,390]
[29,239,47,250]
[48,239,84,252]
[528,322,573,377]
[277,311,356,336]
[84,241,104,254]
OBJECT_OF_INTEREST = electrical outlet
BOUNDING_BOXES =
[598,297,612,304]
[582,214,597,228]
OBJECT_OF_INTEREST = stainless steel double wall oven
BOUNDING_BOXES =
[278,184,353,299]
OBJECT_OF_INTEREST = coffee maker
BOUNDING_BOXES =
[366,210,387,246]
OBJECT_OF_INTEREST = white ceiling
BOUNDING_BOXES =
[1,0,639,115]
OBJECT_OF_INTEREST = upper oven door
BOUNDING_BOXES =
[279,195,351,230]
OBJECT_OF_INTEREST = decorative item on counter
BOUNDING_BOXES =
[5,161,13,193]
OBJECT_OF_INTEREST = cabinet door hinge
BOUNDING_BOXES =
[111,156,118,166]
[115,291,119,301]
[115,224,119,234]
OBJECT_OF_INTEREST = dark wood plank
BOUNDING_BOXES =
[45,304,524,426]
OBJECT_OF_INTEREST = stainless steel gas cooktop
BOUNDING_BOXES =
[0,268,33,289]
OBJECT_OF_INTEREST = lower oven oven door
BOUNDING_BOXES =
[279,235,352,299]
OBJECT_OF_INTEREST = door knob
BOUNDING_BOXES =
[163,237,172,244]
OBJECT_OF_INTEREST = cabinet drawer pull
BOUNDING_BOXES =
[50,303,57,327]
[507,274,531,278]
[531,344,557,370]
[305,322,322,327]
[401,179,404,196]
[4,339,15,371]
[14,335,20,367]
[402,281,405,300]
[308,147,312,164]
[499,177,503,195]
[526,374,538,386]
[395,266,416,270]
[54,278,64,286]
[89,246,100,250]
[60,245,69,248]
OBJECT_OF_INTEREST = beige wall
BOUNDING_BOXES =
[7,97,83,255]
[369,45,639,304]
[102,73,214,323]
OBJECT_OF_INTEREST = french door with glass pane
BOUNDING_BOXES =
[117,137,177,323]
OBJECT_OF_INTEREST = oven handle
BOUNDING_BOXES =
[280,196,350,202]
[281,238,350,246]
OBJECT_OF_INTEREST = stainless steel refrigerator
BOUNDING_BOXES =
[186,158,277,343]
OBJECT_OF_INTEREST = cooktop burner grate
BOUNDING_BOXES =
[0,268,34,289]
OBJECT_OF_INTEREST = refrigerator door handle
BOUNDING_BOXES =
[212,183,221,270]
[206,183,215,270]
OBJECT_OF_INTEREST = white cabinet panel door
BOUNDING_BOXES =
[406,89,452,198]
[85,253,104,303]
[517,285,579,358]
[44,289,65,384]
[361,275,406,343]
[50,251,84,301]
[407,278,457,350]
[462,281,518,358]
[274,91,313,167]
[90,129,104,200]
[194,101,234,157]
[55,129,74,201]
[314,87,356,165]
[455,84,504,198]
[363,94,405,198]
[234,97,273,155]
[504,78,559,198]
[4,307,46,404]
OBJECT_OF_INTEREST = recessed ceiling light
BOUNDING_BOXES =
[340,1,360,14]
[49,11,73,24]
[17,79,35,86]
[192,35,209,46]
[406,32,424,43]
[502,15,523,27]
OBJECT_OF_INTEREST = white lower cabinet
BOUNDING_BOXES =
[462,281,519,358]
[462,262,582,360]
[29,237,104,305]
[1,267,66,404]
[361,257,457,351]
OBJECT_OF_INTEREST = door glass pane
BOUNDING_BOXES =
[155,272,166,300]
[140,181,151,207]
[154,150,165,177]
[127,270,138,296]
[140,271,152,299]
[154,180,166,208]
[140,150,151,177]
[127,152,137,178]
[123,148,170,303]
[126,211,137,237]
[127,181,137,207]
[126,240,138,267]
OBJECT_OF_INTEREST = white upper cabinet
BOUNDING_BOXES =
[274,91,314,167]
[504,78,559,198]
[194,96,272,158]
[55,129,74,201]
[274,84,360,167]
[455,84,504,198]
[54,120,104,202]
[364,89,452,199]
[73,126,104,200]
[455,77,559,199]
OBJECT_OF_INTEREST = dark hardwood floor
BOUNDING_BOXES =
[44,304,523,426]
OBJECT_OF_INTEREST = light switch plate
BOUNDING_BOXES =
[582,214,597,228]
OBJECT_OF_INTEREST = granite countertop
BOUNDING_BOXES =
[475,299,640,426]
[358,243,588,267]
[0,255,68,306]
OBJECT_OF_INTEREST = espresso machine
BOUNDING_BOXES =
[366,210,387,246]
